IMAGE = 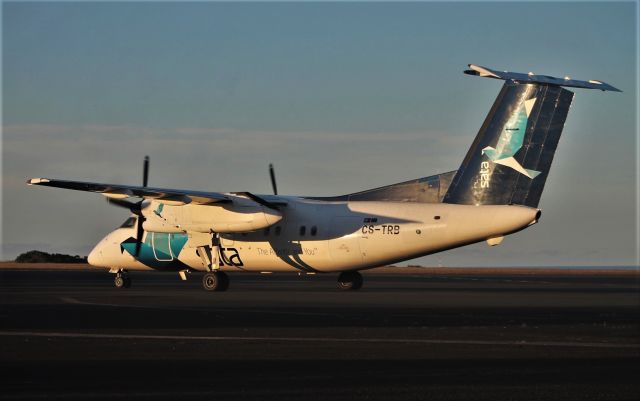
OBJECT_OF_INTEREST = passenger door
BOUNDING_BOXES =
[152,232,174,261]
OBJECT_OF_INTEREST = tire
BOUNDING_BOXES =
[202,272,218,291]
[114,275,125,289]
[203,272,229,292]
[337,271,363,291]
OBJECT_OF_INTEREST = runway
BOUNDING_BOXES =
[1,267,638,400]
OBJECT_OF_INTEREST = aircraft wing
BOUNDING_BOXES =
[27,177,248,206]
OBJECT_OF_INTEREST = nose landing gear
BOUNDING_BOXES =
[337,271,363,291]
[202,271,229,292]
[113,270,131,289]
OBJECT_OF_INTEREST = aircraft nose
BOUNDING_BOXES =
[87,244,103,266]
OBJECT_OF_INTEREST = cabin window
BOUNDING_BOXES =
[275,226,282,236]
[310,226,318,236]
[434,216,441,220]
[119,217,136,228]
[300,226,306,236]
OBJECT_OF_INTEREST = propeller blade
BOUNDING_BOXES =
[143,155,149,187]
[135,156,149,256]
[134,214,145,256]
[269,163,278,195]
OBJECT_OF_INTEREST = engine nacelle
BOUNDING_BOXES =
[142,200,282,233]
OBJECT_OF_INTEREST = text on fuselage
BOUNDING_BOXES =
[361,224,400,235]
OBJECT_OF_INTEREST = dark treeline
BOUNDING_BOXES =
[15,250,87,263]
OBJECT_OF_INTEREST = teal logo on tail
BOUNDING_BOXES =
[482,98,540,179]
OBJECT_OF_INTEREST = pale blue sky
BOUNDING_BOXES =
[2,1,638,266]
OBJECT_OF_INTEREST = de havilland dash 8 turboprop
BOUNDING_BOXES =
[27,64,620,291]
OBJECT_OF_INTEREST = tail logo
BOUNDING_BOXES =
[481,98,541,179]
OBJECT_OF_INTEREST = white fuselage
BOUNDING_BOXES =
[88,198,539,273]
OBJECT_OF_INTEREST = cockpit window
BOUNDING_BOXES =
[119,217,137,228]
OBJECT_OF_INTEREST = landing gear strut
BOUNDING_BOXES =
[114,270,131,289]
[202,271,229,292]
[337,271,363,291]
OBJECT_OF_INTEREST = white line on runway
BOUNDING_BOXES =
[0,331,637,349]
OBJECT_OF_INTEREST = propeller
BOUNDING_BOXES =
[269,163,278,195]
[134,156,150,256]
[143,155,149,187]
[108,156,149,256]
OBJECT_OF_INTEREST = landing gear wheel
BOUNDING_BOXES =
[202,271,229,292]
[337,271,363,291]
[114,271,131,289]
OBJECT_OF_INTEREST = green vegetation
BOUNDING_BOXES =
[15,250,87,263]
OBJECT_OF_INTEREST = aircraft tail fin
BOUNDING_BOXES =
[443,64,619,208]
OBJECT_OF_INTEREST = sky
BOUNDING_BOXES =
[2,1,638,267]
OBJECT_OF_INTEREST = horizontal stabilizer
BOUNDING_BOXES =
[465,64,622,92]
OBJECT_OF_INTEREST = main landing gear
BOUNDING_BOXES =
[114,270,131,289]
[197,231,229,292]
[202,271,229,292]
[337,271,363,291]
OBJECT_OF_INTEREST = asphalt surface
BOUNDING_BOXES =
[1,268,639,400]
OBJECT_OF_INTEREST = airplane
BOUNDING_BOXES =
[27,64,620,291]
